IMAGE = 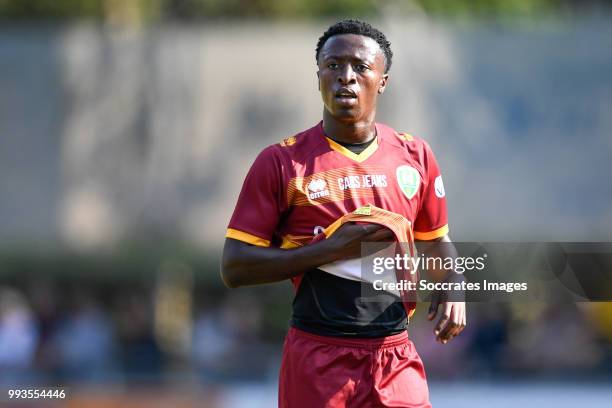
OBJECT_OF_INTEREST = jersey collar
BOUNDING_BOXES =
[321,122,381,163]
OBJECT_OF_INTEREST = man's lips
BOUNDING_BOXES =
[335,88,358,98]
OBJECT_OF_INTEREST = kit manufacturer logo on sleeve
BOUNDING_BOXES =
[434,175,445,198]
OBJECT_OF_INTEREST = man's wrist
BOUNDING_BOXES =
[309,238,342,265]
[442,271,466,302]
[444,271,466,284]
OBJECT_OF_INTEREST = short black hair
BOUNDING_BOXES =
[316,19,393,73]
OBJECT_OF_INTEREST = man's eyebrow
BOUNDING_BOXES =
[321,53,375,63]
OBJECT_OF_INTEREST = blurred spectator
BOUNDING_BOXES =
[504,303,603,375]
[192,292,273,382]
[113,289,163,381]
[50,290,118,383]
[0,287,39,385]
[409,307,474,379]
[465,304,510,376]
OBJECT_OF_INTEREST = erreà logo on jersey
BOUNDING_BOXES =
[307,179,330,200]
[396,165,420,200]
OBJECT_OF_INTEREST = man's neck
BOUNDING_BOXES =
[322,111,377,144]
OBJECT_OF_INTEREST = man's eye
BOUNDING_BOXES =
[355,64,368,72]
[328,63,339,69]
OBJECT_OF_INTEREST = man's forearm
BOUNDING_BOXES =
[416,234,460,282]
[221,238,340,288]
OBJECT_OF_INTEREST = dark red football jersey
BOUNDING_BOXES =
[226,121,448,250]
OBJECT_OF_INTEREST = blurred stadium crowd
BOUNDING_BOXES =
[1,277,612,386]
[0,276,279,386]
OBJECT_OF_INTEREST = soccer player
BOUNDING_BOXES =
[221,19,466,407]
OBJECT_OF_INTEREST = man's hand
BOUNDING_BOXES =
[324,222,395,261]
[417,234,466,344]
[427,293,466,344]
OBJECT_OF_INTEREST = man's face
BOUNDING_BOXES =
[317,34,388,124]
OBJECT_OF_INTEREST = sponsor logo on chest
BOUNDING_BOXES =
[294,169,392,205]
[337,174,388,191]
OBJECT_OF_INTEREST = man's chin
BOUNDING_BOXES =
[327,107,361,123]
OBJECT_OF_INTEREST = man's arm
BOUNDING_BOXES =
[221,223,393,288]
[417,234,467,344]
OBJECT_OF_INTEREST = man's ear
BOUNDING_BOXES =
[317,70,320,91]
[378,74,389,94]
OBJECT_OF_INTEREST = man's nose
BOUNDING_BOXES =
[337,64,356,84]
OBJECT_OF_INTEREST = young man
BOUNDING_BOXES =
[221,19,465,407]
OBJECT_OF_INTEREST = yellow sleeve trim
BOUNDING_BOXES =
[413,224,449,241]
[226,228,270,247]
[280,237,301,249]
[323,217,345,238]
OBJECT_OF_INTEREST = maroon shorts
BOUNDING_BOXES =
[279,327,431,408]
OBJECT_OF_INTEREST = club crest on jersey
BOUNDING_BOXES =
[307,179,330,200]
[396,165,420,200]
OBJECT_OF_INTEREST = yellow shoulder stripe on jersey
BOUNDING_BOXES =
[326,136,378,162]
[413,224,449,241]
[280,135,297,147]
[226,228,270,247]
[395,132,414,142]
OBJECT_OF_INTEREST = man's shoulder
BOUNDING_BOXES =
[273,122,326,159]
[250,123,325,171]
[377,122,431,152]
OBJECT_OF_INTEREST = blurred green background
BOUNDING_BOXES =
[0,0,610,21]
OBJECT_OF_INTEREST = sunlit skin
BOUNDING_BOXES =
[221,33,465,344]
[317,34,388,144]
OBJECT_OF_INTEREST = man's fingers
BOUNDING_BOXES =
[448,316,463,339]
[428,298,439,321]
[456,307,467,336]
[437,309,458,343]
[434,303,453,342]
[435,303,467,344]
[335,222,383,238]
[451,305,466,337]
[359,223,386,235]
[434,314,450,339]
[365,228,395,242]
[434,302,452,336]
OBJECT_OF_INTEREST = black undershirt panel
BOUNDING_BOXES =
[290,269,408,338]
[333,136,376,154]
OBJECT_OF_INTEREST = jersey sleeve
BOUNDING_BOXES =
[413,142,449,240]
[226,145,286,247]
